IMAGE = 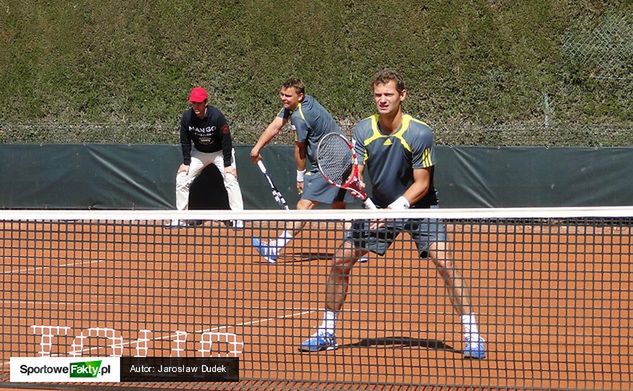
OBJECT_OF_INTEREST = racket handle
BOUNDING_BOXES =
[256,160,267,174]
[363,197,377,209]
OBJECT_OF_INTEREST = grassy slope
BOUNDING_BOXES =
[0,0,630,144]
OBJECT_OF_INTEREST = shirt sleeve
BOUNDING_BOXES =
[292,111,310,144]
[179,112,192,165]
[277,108,299,142]
[411,127,435,169]
[277,108,290,119]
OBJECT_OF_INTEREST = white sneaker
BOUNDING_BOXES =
[358,254,369,263]
[231,219,244,229]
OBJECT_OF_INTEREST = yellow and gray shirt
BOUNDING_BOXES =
[353,114,438,208]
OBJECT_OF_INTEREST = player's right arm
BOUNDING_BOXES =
[178,112,192,174]
[250,115,288,164]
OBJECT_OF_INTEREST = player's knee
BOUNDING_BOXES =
[176,172,190,188]
[331,259,353,278]
[332,243,361,268]
[331,201,346,209]
[433,257,457,280]
[224,172,239,185]
[296,199,316,210]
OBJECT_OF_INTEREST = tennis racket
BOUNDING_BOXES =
[256,160,290,210]
[316,133,376,209]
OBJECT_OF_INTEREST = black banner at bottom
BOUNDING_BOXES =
[120,357,239,382]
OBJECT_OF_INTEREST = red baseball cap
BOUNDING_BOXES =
[188,87,208,103]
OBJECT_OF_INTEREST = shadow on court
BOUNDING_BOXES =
[340,337,457,353]
[277,252,335,262]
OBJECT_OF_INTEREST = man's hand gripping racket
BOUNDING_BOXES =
[316,133,377,209]
[256,160,290,210]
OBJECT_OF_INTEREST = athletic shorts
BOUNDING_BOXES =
[301,170,353,204]
[344,215,447,258]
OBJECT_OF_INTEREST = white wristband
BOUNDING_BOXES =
[388,196,410,210]
[296,169,306,182]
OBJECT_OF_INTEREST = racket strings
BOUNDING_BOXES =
[318,138,354,185]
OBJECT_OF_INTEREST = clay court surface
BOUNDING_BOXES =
[0,219,631,390]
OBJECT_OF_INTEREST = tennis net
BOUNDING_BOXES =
[1,207,632,390]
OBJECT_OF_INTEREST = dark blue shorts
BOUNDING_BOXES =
[344,217,447,258]
[301,170,353,204]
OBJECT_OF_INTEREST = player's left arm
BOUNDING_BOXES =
[400,167,431,206]
[217,112,236,176]
[294,141,307,171]
[292,113,310,192]
[389,126,435,209]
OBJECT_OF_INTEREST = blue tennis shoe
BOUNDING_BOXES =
[299,332,338,352]
[251,237,279,263]
[463,336,486,359]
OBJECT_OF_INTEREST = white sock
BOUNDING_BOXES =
[461,313,480,340]
[318,310,337,335]
[272,230,293,248]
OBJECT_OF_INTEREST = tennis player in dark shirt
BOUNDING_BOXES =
[249,77,367,263]
[299,70,486,360]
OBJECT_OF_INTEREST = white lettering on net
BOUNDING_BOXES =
[68,327,123,357]
[134,329,151,357]
[199,332,243,357]
[31,325,70,357]
[170,330,188,357]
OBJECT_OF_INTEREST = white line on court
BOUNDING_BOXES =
[0,307,383,366]
[55,307,378,356]
[73,309,319,355]
[1,258,107,275]
[0,299,117,307]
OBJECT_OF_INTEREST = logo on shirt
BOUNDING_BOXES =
[189,126,216,135]
[383,138,393,146]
